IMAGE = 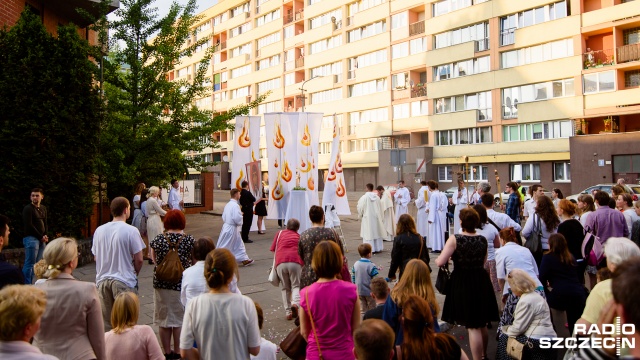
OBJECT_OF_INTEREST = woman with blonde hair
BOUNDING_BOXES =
[388,214,430,280]
[34,237,105,360]
[146,186,167,244]
[383,259,440,347]
[104,292,164,360]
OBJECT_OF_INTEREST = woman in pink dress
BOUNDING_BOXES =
[300,241,360,360]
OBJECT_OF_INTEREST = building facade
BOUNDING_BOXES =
[176,0,640,193]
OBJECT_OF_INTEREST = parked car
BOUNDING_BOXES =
[566,184,640,202]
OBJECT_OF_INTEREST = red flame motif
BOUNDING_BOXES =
[335,153,343,173]
[336,178,346,197]
[273,123,285,149]
[272,173,284,200]
[238,119,251,148]
[308,177,315,190]
[282,159,292,182]
[301,124,311,146]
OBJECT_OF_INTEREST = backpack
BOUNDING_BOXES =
[582,225,604,267]
[155,234,185,283]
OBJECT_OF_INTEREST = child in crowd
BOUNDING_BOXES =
[363,277,389,320]
[596,267,611,283]
[352,243,380,313]
[250,302,278,360]
[33,259,48,285]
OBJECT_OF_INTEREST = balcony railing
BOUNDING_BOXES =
[285,14,294,24]
[295,57,304,68]
[409,21,425,36]
[502,105,518,119]
[617,43,640,64]
[477,109,492,122]
[475,38,489,52]
[347,69,356,80]
[500,28,516,46]
[220,41,227,50]
[295,9,304,21]
[411,85,426,98]
[583,49,615,69]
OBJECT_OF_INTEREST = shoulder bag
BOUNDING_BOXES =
[524,215,543,257]
[506,319,540,360]
[306,289,324,360]
[279,326,306,360]
[268,231,283,287]
[155,234,184,283]
[582,224,603,267]
[435,264,451,295]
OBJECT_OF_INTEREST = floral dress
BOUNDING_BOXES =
[150,232,195,290]
[298,227,342,289]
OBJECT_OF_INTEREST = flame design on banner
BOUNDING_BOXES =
[332,124,337,138]
[238,119,251,148]
[307,177,315,190]
[274,123,285,149]
[301,124,311,146]
[336,178,346,197]
[274,159,279,168]
[235,168,245,190]
[251,150,257,162]
[282,159,292,182]
[272,173,284,200]
[311,151,316,169]
[327,168,337,181]
[335,153,343,173]
[299,156,312,173]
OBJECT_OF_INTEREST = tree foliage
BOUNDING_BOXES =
[99,0,266,199]
[0,10,102,246]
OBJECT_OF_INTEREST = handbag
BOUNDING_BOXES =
[279,326,306,360]
[306,290,324,360]
[582,225,604,267]
[154,234,184,283]
[435,264,451,295]
[267,231,283,287]
[524,215,543,257]
[506,319,539,360]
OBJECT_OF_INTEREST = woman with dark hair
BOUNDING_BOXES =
[471,204,501,294]
[150,210,195,359]
[505,182,521,223]
[300,241,359,360]
[397,295,469,360]
[270,218,304,320]
[539,234,587,334]
[551,188,564,208]
[138,188,151,263]
[557,199,587,284]
[436,208,499,360]
[522,195,560,266]
[388,214,430,280]
[298,205,346,289]
[180,248,260,359]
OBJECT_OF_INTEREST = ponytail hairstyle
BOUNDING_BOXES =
[499,227,519,244]
[42,237,78,279]
[400,295,456,360]
[204,248,238,290]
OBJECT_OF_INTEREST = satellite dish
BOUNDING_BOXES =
[331,16,336,23]
[222,155,229,162]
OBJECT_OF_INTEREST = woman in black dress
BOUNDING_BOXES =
[436,208,499,360]
[254,181,268,234]
[556,199,586,284]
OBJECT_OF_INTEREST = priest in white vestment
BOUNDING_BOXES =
[357,184,386,253]
[415,181,430,240]
[452,179,468,235]
[377,185,396,242]
[217,189,254,266]
[427,181,447,252]
[394,181,410,222]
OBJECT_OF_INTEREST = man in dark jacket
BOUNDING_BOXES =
[22,188,48,284]
[239,181,258,243]
[0,214,24,288]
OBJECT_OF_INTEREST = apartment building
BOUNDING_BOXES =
[176,0,640,193]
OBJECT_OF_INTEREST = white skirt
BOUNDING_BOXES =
[154,288,184,328]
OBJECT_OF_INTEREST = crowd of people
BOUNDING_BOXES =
[1,177,640,360]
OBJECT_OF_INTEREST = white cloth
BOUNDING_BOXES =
[180,293,261,359]
[168,187,182,210]
[146,197,166,243]
[357,192,386,253]
[394,187,410,222]
[217,199,250,263]
[427,190,447,251]
[486,209,522,232]
[415,186,430,238]
[92,221,146,289]
[495,242,542,295]
[523,199,536,218]
[623,209,639,235]
[380,191,396,241]
[579,211,592,227]
[521,213,558,250]
[251,338,278,360]
[505,292,557,339]
[452,187,468,235]
[181,261,241,306]
[475,224,500,261]
[0,341,58,360]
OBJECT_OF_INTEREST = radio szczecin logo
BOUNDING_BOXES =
[539,317,635,355]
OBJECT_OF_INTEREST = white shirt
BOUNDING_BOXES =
[495,242,542,295]
[579,211,592,227]
[92,221,145,288]
[623,209,639,235]
[169,187,181,210]
[394,187,410,207]
[476,224,500,261]
[0,341,58,360]
[250,338,278,360]
[180,293,261,359]
[521,213,558,250]
[181,261,241,306]
[523,199,536,218]
[486,209,522,232]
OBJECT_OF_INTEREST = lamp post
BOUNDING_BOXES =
[298,75,323,112]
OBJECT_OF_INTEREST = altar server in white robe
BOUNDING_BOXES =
[415,181,430,240]
[394,180,410,222]
[377,185,396,242]
[451,178,468,235]
[357,183,386,253]
[216,189,254,266]
[427,180,447,252]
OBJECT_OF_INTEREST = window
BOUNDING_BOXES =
[230,22,251,38]
[257,78,280,95]
[214,91,227,102]
[410,37,427,54]
[231,86,251,99]
[438,166,453,182]
[435,127,492,145]
[322,114,343,128]
[319,142,332,154]
[433,56,490,81]
[502,78,574,118]
[231,64,251,78]
[554,162,570,182]
[348,138,379,152]
[311,88,342,104]
[434,91,492,118]
[230,2,250,17]
[230,42,251,57]
[348,49,386,79]
[257,32,280,49]
[391,73,407,89]
[502,120,573,141]
[623,27,640,45]
[348,21,386,42]
[499,1,568,46]
[213,13,228,25]
[256,9,280,26]
[391,43,409,59]
[309,0,322,5]
[625,70,640,88]
[310,62,342,80]
[309,9,342,29]
[195,97,212,110]
[434,21,488,49]
[349,108,388,134]
[195,21,211,37]
[465,165,488,181]
[195,39,212,53]
[391,13,408,30]
[284,26,295,39]
[511,163,540,181]
[257,100,282,114]
[393,104,410,119]
[500,39,573,69]
[583,71,616,94]
[348,0,386,16]
[348,78,387,97]
[309,35,342,54]
[256,54,280,70]
[284,73,296,86]
[433,0,488,17]
[411,100,428,116]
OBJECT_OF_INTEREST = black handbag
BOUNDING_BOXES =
[435,265,451,295]
[524,215,543,257]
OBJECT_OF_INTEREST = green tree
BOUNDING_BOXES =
[99,0,266,199]
[0,10,102,245]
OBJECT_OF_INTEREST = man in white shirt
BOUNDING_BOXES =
[92,197,145,331]
[394,181,410,222]
[523,184,544,221]
[414,181,430,241]
[480,194,522,232]
[357,183,386,253]
[427,181,447,253]
[168,179,183,211]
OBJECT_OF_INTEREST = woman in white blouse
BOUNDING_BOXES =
[146,186,166,244]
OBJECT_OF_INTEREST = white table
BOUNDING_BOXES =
[285,190,311,233]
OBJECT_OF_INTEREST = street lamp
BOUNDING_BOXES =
[298,75,324,112]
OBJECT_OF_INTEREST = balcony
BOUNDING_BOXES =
[500,28,516,47]
[476,109,491,122]
[347,69,356,80]
[411,84,426,98]
[285,14,294,24]
[617,43,640,64]
[409,21,425,36]
[583,49,615,69]
[474,38,489,52]
[295,9,304,21]
[295,57,305,68]
[502,105,518,119]
[392,88,410,100]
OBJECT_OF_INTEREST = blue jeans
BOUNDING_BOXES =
[22,236,45,284]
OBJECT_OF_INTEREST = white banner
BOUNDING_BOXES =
[322,116,351,215]
[231,116,261,189]
[161,180,195,204]
[295,112,322,207]
[265,113,297,220]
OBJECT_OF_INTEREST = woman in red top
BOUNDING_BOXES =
[270,218,304,320]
